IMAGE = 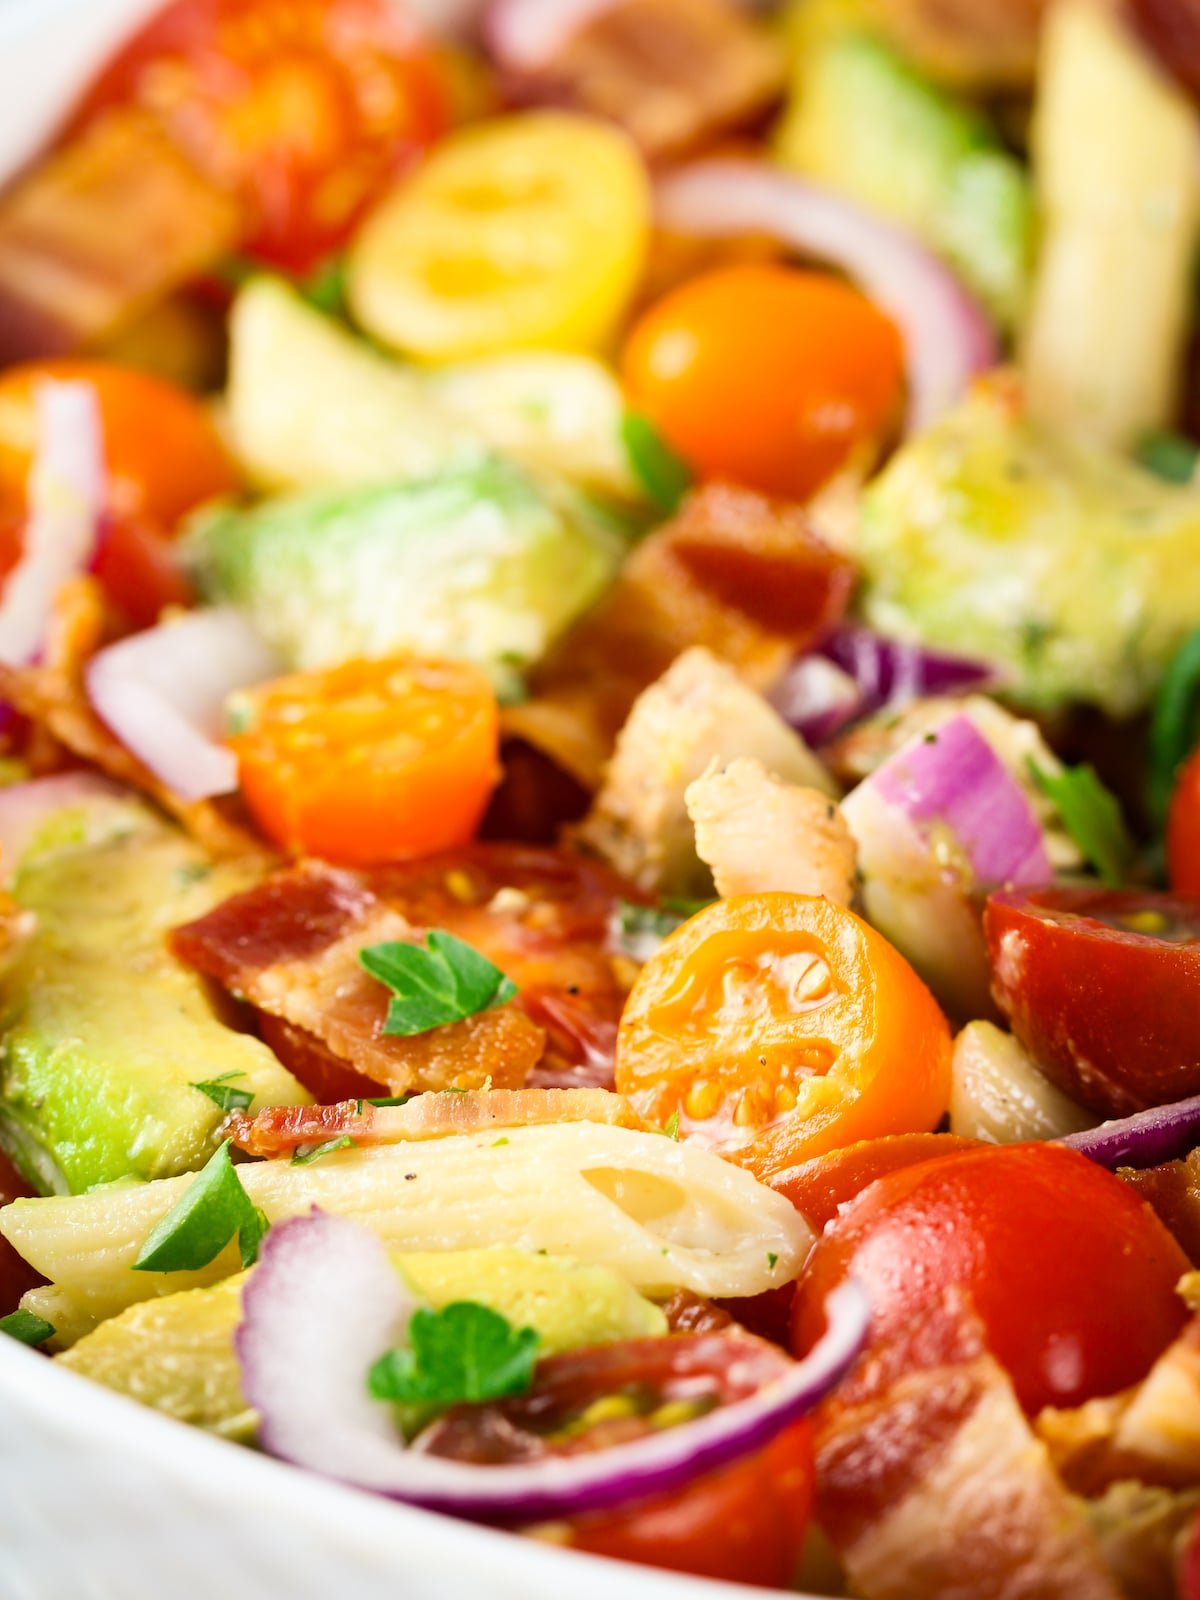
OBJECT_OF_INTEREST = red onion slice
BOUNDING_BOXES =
[655,162,999,434]
[85,607,281,802]
[1060,1096,1200,1171]
[0,771,125,876]
[0,379,104,667]
[238,1209,869,1520]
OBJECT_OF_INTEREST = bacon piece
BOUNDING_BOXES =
[815,1288,1120,1600]
[1123,1153,1200,1266]
[172,862,544,1095]
[504,482,855,790]
[228,1086,644,1159]
[505,0,785,160]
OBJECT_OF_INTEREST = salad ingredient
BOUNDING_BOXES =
[615,892,952,1175]
[1132,0,1200,93]
[950,1021,1093,1145]
[841,713,1050,1018]
[621,263,903,502]
[775,31,1032,328]
[361,930,516,1036]
[1022,0,1200,451]
[228,657,499,864]
[859,382,1200,717]
[69,0,446,274]
[620,413,692,515]
[0,790,306,1196]
[368,1299,539,1407]
[225,278,638,500]
[235,1207,866,1517]
[1172,750,1200,892]
[347,112,650,362]
[132,1139,267,1273]
[579,648,834,896]
[0,1308,54,1346]
[985,887,1200,1116]
[854,0,1047,92]
[685,757,857,903]
[86,608,281,803]
[1153,629,1200,830]
[814,1288,1120,1600]
[0,1149,40,1316]
[188,459,621,681]
[1063,1097,1200,1174]
[0,380,103,669]
[792,1142,1191,1413]
[2,1121,813,1335]
[771,1131,980,1231]
[654,161,997,435]
[1027,762,1133,889]
[172,863,543,1094]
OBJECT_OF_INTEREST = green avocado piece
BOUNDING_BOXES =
[858,384,1200,717]
[0,794,309,1196]
[185,458,624,685]
[775,31,1032,328]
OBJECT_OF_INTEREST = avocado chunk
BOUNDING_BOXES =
[0,792,309,1195]
[56,1249,666,1432]
[858,383,1200,717]
[775,31,1032,329]
[186,459,624,684]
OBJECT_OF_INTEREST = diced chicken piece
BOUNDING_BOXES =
[685,755,856,903]
[577,647,834,896]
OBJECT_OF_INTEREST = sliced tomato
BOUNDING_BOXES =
[985,886,1200,1115]
[229,656,500,865]
[420,1332,814,1588]
[615,894,952,1176]
[792,1142,1191,1415]
[771,1132,982,1233]
[92,516,195,630]
[70,0,447,273]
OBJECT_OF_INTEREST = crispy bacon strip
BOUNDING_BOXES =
[504,482,854,790]
[1123,1154,1200,1266]
[171,862,544,1096]
[227,1086,644,1159]
[815,1289,1120,1600]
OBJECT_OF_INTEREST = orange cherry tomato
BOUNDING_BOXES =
[614,894,953,1180]
[771,1131,982,1232]
[792,1142,1191,1414]
[229,656,501,866]
[71,0,447,274]
[1169,745,1200,894]
[621,264,905,502]
[0,360,238,533]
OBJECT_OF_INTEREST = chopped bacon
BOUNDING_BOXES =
[503,0,785,161]
[172,862,544,1095]
[1122,1154,1200,1266]
[815,1288,1120,1600]
[504,482,855,791]
[659,1289,735,1335]
[228,1086,644,1159]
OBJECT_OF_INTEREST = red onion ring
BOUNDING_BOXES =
[0,379,104,668]
[238,1209,869,1521]
[85,607,281,802]
[0,771,125,878]
[655,162,999,434]
[1060,1096,1200,1171]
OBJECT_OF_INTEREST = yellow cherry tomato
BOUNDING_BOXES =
[347,111,651,362]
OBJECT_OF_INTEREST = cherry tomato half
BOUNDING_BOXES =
[420,1331,814,1588]
[792,1142,1190,1415]
[985,887,1200,1116]
[229,656,501,866]
[71,0,447,273]
[621,264,905,502]
[615,894,952,1178]
[771,1132,981,1232]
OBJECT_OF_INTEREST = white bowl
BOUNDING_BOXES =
[0,7,814,1597]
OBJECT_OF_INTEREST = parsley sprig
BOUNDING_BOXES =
[190,1072,254,1114]
[368,1301,539,1410]
[1030,761,1134,887]
[133,1140,268,1273]
[360,931,517,1037]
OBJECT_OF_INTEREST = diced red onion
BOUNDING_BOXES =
[655,163,999,434]
[0,380,104,668]
[0,771,125,876]
[85,607,281,802]
[238,1209,869,1521]
[1060,1096,1200,1171]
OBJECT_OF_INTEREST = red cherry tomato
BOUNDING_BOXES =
[1130,0,1200,94]
[0,1149,43,1316]
[621,264,905,502]
[792,1142,1190,1414]
[420,1332,814,1588]
[1169,745,1200,894]
[71,0,447,273]
[771,1132,982,1232]
[985,887,1200,1116]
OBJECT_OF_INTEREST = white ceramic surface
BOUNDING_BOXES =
[0,6,817,1599]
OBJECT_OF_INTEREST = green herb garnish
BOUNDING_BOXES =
[1136,431,1200,485]
[621,411,693,514]
[1149,629,1200,826]
[663,1111,680,1141]
[291,1135,356,1166]
[612,899,711,962]
[191,1072,254,1114]
[0,1309,55,1347]
[360,932,517,1037]
[368,1302,539,1409]
[1031,762,1134,887]
[300,256,348,318]
[133,1140,268,1273]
